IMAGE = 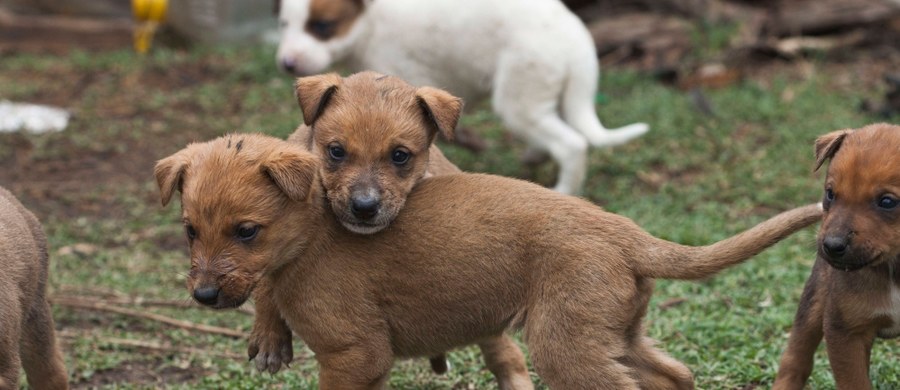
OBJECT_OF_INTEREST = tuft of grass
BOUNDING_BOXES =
[0,44,897,389]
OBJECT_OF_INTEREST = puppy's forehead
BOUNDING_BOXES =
[829,124,900,196]
[316,73,432,150]
[181,136,287,222]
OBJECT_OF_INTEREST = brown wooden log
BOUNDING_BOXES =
[0,7,133,53]
[765,0,900,37]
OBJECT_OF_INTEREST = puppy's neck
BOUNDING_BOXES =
[272,177,343,274]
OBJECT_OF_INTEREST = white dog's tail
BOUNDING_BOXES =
[560,52,649,147]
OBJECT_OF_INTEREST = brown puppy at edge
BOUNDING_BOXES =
[248,72,530,386]
[156,133,821,389]
[0,186,69,390]
[773,123,900,390]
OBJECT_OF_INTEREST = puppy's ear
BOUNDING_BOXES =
[295,73,343,126]
[416,86,463,141]
[155,150,191,207]
[263,149,318,202]
[814,130,851,171]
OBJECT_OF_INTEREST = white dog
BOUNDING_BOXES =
[276,0,649,195]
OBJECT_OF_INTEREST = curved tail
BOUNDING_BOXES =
[634,203,822,280]
[560,50,649,147]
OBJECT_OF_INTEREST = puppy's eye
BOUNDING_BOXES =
[185,224,197,240]
[307,20,336,40]
[391,149,410,165]
[235,224,260,242]
[825,188,835,202]
[878,195,898,210]
[328,144,346,161]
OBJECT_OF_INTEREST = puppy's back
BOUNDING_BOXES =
[0,187,49,292]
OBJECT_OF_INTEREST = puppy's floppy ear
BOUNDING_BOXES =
[814,130,851,172]
[416,86,463,141]
[263,148,318,202]
[295,73,343,126]
[155,150,191,207]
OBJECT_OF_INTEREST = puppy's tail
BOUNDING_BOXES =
[560,50,649,147]
[634,203,822,280]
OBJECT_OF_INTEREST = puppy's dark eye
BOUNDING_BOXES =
[391,149,410,165]
[185,224,197,240]
[878,195,898,210]
[328,144,346,161]
[307,20,336,40]
[235,224,260,242]
[825,188,835,202]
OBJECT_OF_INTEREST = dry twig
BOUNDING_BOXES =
[51,296,248,339]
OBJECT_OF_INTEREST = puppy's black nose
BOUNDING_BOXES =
[193,286,220,305]
[351,195,380,220]
[281,58,296,74]
[822,236,849,258]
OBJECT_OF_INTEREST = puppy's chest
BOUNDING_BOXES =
[874,284,900,338]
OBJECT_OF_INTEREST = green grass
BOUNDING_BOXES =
[0,44,897,389]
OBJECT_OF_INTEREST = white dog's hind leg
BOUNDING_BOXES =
[492,61,589,195]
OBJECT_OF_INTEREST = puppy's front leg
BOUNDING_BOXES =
[248,281,293,374]
[824,323,876,390]
[773,270,825,390]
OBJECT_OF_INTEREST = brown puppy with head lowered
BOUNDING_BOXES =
[250,72,531,387]
[156,132,821,389]
[774,123,900,390]
[0,186,69,390]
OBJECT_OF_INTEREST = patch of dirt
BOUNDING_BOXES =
[72,358,207,389]
[0,57,244,222]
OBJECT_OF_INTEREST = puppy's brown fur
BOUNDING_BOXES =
[251,72,528,385]
[157,133,821,389]
[774,123,900,390]
[0,187,68,390]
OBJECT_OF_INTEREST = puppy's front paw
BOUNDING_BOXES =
[248,327,293,374]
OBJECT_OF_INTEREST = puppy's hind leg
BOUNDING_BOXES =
[19,299,68,390]
[625,336,694,390]
[479,334,533,390]
[491,56,590,195]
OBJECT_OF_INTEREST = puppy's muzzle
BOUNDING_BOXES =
[819,233,868,271]
[350,193,381,221]
[822,235,849,258]
[193,285,220,306]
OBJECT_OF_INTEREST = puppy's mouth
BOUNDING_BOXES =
[331,202,398,235]
[339,218,390,235]
[819,250,878,272]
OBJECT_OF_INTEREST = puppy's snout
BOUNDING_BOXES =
[351,194,381,220]
[822,235,849,258]
[193,286,220,306]
[281,58,297,74]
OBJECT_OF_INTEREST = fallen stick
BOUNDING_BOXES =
[52,296,248,339]
[50,292,256,315]
[57,331,245,360]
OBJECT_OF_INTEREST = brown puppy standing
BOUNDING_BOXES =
[156,132,821,389]
[774,123,900,390]
[249,72,531,387]
[0,187,69,390]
